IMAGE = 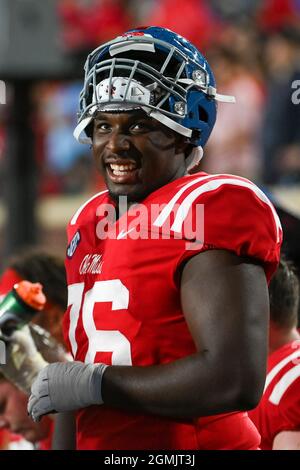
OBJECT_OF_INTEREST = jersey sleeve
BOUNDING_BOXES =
[166,176,282,282]
[274,374,300,434]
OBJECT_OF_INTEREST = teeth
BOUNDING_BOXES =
[109,163,137,174]
[113,170,129,176]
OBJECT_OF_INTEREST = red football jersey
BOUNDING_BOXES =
[249,341,300,450]
[63,172,282,450]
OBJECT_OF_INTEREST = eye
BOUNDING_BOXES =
[130,121,151,133]
[94,121,111,133]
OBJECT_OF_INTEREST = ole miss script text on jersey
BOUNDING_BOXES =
[63,172,282,450]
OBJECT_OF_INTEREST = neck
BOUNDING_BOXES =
[117,200,137,219]
[269,321,300,354]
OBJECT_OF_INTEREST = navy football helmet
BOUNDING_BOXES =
[74,26,235,152]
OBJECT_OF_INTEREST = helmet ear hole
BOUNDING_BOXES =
[191,129,201,145]
[85,122,94,139]
[184,143,195,158]
[198,106,208,123]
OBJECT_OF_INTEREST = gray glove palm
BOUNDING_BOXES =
[28,361,108,422]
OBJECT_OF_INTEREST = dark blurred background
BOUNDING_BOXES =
[0,0,299,273]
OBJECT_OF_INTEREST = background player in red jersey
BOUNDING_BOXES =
[0,249,70,450]
[249,258,300,450]
[28,26,281,450]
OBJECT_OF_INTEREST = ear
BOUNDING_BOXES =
[174,135,192,156]
[184,143,195,159]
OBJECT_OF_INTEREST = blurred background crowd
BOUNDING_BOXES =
[0,0,299,269]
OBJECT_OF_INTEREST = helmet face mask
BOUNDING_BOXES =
[74,26,235,150]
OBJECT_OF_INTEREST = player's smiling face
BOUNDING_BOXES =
[92,111,187,202]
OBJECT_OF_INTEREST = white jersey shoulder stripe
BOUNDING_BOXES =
[264,349,300,392]
[153,174,228,227]
[70,190,108,226]
[170,179,281,241]
[154,177,281,242]
[269,363,300,405]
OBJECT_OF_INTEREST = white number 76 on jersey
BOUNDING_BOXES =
[68,280,132,365]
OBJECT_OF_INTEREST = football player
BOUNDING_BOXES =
[0,249,70,450]
[28,26,282,450]
[249,258,300,450]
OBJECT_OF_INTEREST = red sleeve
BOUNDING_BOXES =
[170,177,282,282]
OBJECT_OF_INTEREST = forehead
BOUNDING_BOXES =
[94,110,156,124]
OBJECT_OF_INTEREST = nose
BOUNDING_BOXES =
[105,131,131,153]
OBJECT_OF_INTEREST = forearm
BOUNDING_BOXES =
[102,352,257,420]
[28,349,264,421]
[52,412,76,450]
[273,431,300,450]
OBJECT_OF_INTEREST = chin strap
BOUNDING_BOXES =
[208,86,236,103]
[142,107,193,138]
[185,146,204,171]
[177,79,236,104]
[73,116,93,144]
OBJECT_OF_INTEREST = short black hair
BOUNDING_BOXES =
[269,256,299,329]
[6,247,67,310]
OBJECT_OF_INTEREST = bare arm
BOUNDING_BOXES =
[273,430,300,450]
[51,411,76,450]
[101,250,269,419]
